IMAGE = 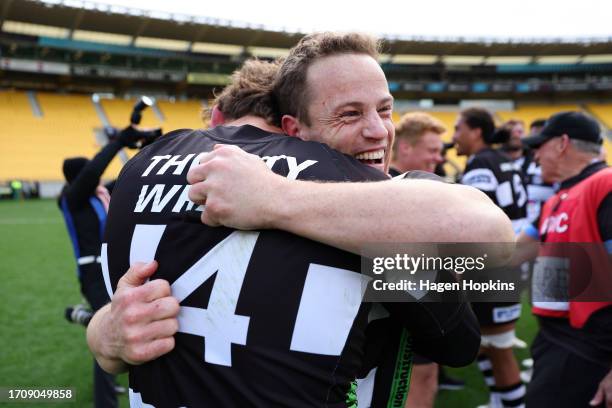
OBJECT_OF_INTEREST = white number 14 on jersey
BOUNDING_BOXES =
[102,226,365,367]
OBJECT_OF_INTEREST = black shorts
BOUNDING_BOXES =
[471,302,521,327]
[526,332,609,408]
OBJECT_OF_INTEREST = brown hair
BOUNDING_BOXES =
[461,107,514,145]
[460,107,496,143]
[393,112,446,153]
[272,32,381,126]
[501,119,525,133]
[210,58,280,124]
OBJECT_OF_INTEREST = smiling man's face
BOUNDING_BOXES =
[293,53,395,174]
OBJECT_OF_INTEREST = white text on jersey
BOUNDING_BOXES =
[141,153,317,181]
[134,153,318,213]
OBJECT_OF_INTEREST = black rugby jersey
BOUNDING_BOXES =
[461,147,528,233]
[102,125,388,407]
[515,151,555,224]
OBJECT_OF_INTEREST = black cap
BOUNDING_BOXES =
[62,157,89,183]
[522,111,602,149]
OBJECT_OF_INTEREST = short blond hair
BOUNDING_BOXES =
[394,112,446,152]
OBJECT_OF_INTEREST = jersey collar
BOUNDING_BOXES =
[560,161,608,190]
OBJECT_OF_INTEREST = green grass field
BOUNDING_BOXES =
[0,199,129,407]
[0,199,538,408]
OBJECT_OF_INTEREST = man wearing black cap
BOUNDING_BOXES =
[59,127,148,408]
[520,111,612,407]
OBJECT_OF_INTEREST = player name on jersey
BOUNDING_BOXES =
[132,153,318,214]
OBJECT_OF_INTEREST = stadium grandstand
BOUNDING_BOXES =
[0,0,611,193]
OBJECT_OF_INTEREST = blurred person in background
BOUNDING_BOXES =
[500,117,556,379]
[517,111,612,408]
[453,107,528,408]
[500,119,526,161]
[59,125,155,408]
[528,119,546,136]
[511,119,557,225]
[389,112,445,176]
[434,142,462,181]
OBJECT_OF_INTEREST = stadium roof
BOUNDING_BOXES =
[2,0,612,56]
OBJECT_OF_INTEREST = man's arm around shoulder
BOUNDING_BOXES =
[188,145,515,254]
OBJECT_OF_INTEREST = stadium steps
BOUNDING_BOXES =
[91,95,130,166]
[92,95,112,127]
[151,101,166,122]
[26,91,43,118]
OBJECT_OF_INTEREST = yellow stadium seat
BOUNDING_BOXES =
[0,91,106,181]
[156,99,207,132]
[497,104,580,129]
[0,93,211,181]
[587,103,612,129]
[2,93,607,181]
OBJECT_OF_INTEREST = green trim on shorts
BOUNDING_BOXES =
[346,379,358,408]
[386,329,413,408]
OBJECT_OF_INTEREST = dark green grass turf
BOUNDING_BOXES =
[0,199,538,407]
[0,199,129,407]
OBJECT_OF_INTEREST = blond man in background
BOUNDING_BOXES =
[389,112,445,177]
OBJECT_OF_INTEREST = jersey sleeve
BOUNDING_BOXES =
[460,155,498,202]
